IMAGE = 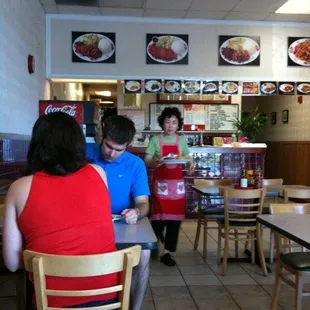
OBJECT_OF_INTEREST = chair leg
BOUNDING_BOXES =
[251,239,255,265]
[270,263,282,310]
[203,216,208,258]
[295,274,303,310]
[256,224,268,276]
[234,230,239,259]
[217,227,221,265]
[269,230,274,264]
[194,216,202,251]
[222,231,229,275]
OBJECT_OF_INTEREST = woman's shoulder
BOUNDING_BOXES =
[88,164,108,187]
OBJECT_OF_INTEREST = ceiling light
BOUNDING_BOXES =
[276,0,310,14]
[100,101,114,104]
[50,79,117,84]
[95,91,111,96]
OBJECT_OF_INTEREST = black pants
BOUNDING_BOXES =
[152,220,181,252]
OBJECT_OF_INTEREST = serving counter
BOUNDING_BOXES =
[128,145,266,218]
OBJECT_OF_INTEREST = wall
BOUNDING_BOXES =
[0,0,48,135]
[48,15,310,81]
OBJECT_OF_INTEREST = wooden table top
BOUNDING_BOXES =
[257,214,310,249]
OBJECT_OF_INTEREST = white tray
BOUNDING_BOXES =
[159,159,189,164]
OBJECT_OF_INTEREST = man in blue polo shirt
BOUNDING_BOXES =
[93,115,150,310]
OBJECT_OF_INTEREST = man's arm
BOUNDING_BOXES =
[121,195,149,224]
[134,195,149,218]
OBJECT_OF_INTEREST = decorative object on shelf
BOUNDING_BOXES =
[282,110,289,123]
[27,54,35,74]
[271,112,277,125]
[232,105,267,143]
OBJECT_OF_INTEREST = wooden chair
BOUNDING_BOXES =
[284,188,310,203]
[217,188,267,276]
[270,203,310,310]
[23,245,142,310]
[193,178,232,258]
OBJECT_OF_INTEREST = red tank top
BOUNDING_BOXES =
[18,164,118,308]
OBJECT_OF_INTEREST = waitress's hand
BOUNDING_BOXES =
[121,208,139,224]
[152,159,162,169]
[186,161,195,176]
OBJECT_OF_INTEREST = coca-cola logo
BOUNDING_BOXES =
[45,105,77,117]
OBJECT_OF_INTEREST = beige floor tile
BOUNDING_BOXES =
[149,275,186,287]
[154,298,197,310]
[141,299,155,310]
[175,257,207,266]
[184,274,222,286]
[217,274,258,285]
[188,285,230,299]
[151,286,192,301]
[225,285,268,299]
[247,270,275,285]
[210,263,248,275]
[195,297,240,310]
[179,264,214,275]
[235,296,281,310]
[0,297,16,310]
[0,275,17,297]
[144,286,153,301]
[150,261,181,276]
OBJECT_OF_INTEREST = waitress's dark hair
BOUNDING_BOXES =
[157,107,183,131]
[25,112,87,176]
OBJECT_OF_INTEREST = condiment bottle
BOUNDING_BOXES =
[255,166,263,188]
[240,169,248,188]
[231,133,237,143]
[247,169,254,186]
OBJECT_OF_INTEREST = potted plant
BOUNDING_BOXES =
[232,105,267,143]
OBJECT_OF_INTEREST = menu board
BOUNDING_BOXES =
[149,103,238,131]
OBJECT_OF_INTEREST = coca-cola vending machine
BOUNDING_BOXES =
[39,100,97,136]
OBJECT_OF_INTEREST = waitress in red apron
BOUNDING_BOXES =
[144,107,194,266]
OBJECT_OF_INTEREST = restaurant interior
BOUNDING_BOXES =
[2,0,310,309]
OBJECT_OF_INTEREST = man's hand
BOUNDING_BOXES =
[121,208,140,225]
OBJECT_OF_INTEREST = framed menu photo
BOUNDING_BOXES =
[260,81,278,95]
[219,35,260,66]
[183,80,201,94]
[146,34,189,65]
[278,82,295,95]
[297,82,310,95]
[124,80,142,93]
[221,81,239,95]
[288,37,310,67]
[242,82,259,95]
[202,81,219,94]
[145,79,162,93]
[164,80,182,94]
[72,32,116,63]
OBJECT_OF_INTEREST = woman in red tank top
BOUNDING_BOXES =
[3,112,118,308]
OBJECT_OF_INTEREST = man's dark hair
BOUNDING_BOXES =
[102,115,136,145]
[25,112,86,176]
[157,107,184,131]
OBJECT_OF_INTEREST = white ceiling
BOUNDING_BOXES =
[40,0,310,23]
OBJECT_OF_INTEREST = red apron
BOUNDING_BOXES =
[151,135,186,221]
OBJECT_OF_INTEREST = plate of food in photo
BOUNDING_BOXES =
[220,37,260,65]
[288,38,310,66]
[297,83,310,94]
[165,80,180,93]
[73,33,115,62]
[203,82,218,92]
[261,82,277,94]
[222,82,238,94]
[279,83,294,93]
[145,80,162,92]
[184,81,200,93]
[147,35,188,64]
[243,82,259,94]
[125,80,141,92]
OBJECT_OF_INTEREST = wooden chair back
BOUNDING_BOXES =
[223,188,266,226]
[23,245,142,310]
[194,178,232,195]
[270,203,310,215]
[0,204,4,217]
[263,179,283,187]
[284,188,310,203]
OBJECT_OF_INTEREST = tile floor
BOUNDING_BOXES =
[1,220,310,309]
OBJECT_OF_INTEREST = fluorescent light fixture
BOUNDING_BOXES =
[95,91,111,96]
[276,0,310,14]
[50,79,117,84]
[100,101,114,104]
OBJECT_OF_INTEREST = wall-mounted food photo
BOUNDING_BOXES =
[124,80,142,93]
[260,81,278,95]
[278,82,295,95]
[146,34,189,65]
[202,81,219,94]
[164,80,182,93]
[72,32,115,63]
[288,37,310,67]
[242,82,259,95]
[145,79,162,93]
[297,82,310,95]
[221,81,239,95]
[219,35,260,66]
[183,80,201,94]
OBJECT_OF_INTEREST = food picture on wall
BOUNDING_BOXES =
[242,82,259,95]
[221,81,239,95]
[183,80,201,94]
[260,81,278,95]
[146,34,189,64]
[288,37,310,67]
[164,80,181,93]
[124,80,142,93]
[145,79,162,93]
[72,32,115,63]
[278,82,295,95]
[219,35,260,66]
[297,82,310,95]
[202,81,219,94]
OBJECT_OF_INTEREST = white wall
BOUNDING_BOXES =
[48,15,310,81]
[0,0,48,135]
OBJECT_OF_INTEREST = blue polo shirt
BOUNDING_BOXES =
[93,148,150,214]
